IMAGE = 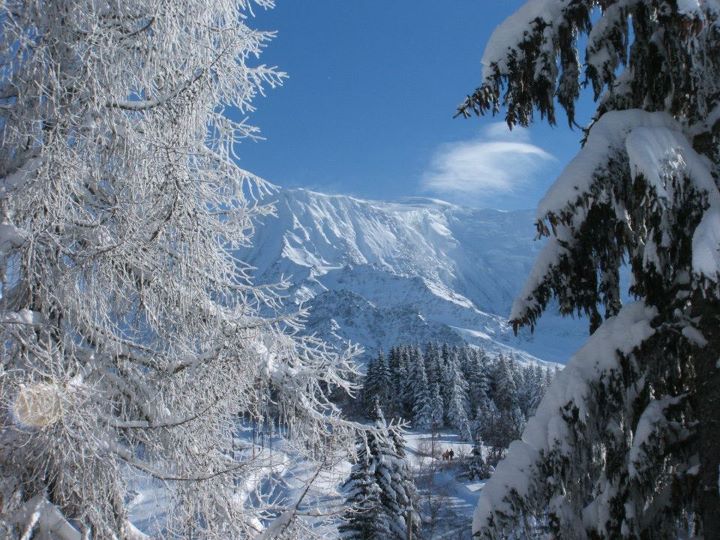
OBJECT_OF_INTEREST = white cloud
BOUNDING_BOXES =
[421,123,554,201]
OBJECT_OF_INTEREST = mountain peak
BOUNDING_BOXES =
[240,186,585,365]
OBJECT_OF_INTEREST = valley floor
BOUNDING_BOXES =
[405,432,482,539]
[127,428,485,538]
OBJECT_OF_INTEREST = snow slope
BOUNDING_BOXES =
[240,186,588,364]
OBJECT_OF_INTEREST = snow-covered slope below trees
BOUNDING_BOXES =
[240,186,587,364]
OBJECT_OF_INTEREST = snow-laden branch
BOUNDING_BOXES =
[474,302,657,535]
[511,110,720,330]
[13,496,80,540]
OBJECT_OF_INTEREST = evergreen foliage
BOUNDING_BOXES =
[341,410,420,540]
[361,344,553,444]
[410,357,435,430]
[461,1,720,538]
[429,383,445,431]
[340,429,390,540]
[362,352,391,417]
[465,440,493,481]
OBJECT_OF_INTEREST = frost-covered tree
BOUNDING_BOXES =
[459,1,720,538]
[0,1,357,537]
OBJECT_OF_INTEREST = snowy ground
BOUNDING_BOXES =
[405,431,483,539]
[127,425,352,538]
[127,426,484,538]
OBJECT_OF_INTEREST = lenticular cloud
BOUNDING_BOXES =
[422,123,554,201]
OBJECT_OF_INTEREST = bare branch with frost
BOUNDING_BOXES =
[0,0,358,537]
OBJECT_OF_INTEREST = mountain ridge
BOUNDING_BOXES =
[240,185,587,365]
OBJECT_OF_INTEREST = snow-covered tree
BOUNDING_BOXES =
[389,347,410,415]
[423,342,442,387]
[461,348,491,416]
[0,1,357,537]
[439,345,460,419]
[363,352,391,416]
[445,379,472,441]
[341,412,419,540]
[405,346,425,395]
[473,392,498,441]
[364,344,548,450]
[465,440,493,481]
[409,351,435,430]
[429,383,445,430]
[460,1,720,538]
[481,405,521,455]
[381,422,421,540]
[399,346,420,418]
[490,354,518,412]
[412,390,435,431]
[340,431,389,540]
[517,364,547,417]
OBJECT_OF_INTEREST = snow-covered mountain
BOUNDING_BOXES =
[240,186,588,364]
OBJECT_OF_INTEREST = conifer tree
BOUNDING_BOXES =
[398,346,416,418]
[363,352,391,417]
[446,379,472,441]
[406,346,426,393]
[340,431,390,539]
[381,423,421,540]
[341,408,419,540]
[460,1,720,537]
[473,392,499,444]
[465,439,493,481]
[464,349,491,417]
[439,344,460,420]
[362,356,380,415]
[412,389,435,431]
[410,352,435,430]
[491,354,518,412]
[387,347,403,416]
[527,364,549,414]
[515,364,539,417]
[429,383,445,430]
[423,342,441,387]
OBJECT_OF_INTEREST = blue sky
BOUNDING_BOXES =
[240,1,596,211]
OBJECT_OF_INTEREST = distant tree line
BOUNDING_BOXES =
[361,344,555,450]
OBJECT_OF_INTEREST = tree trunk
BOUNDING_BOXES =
[693,296,720,537]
